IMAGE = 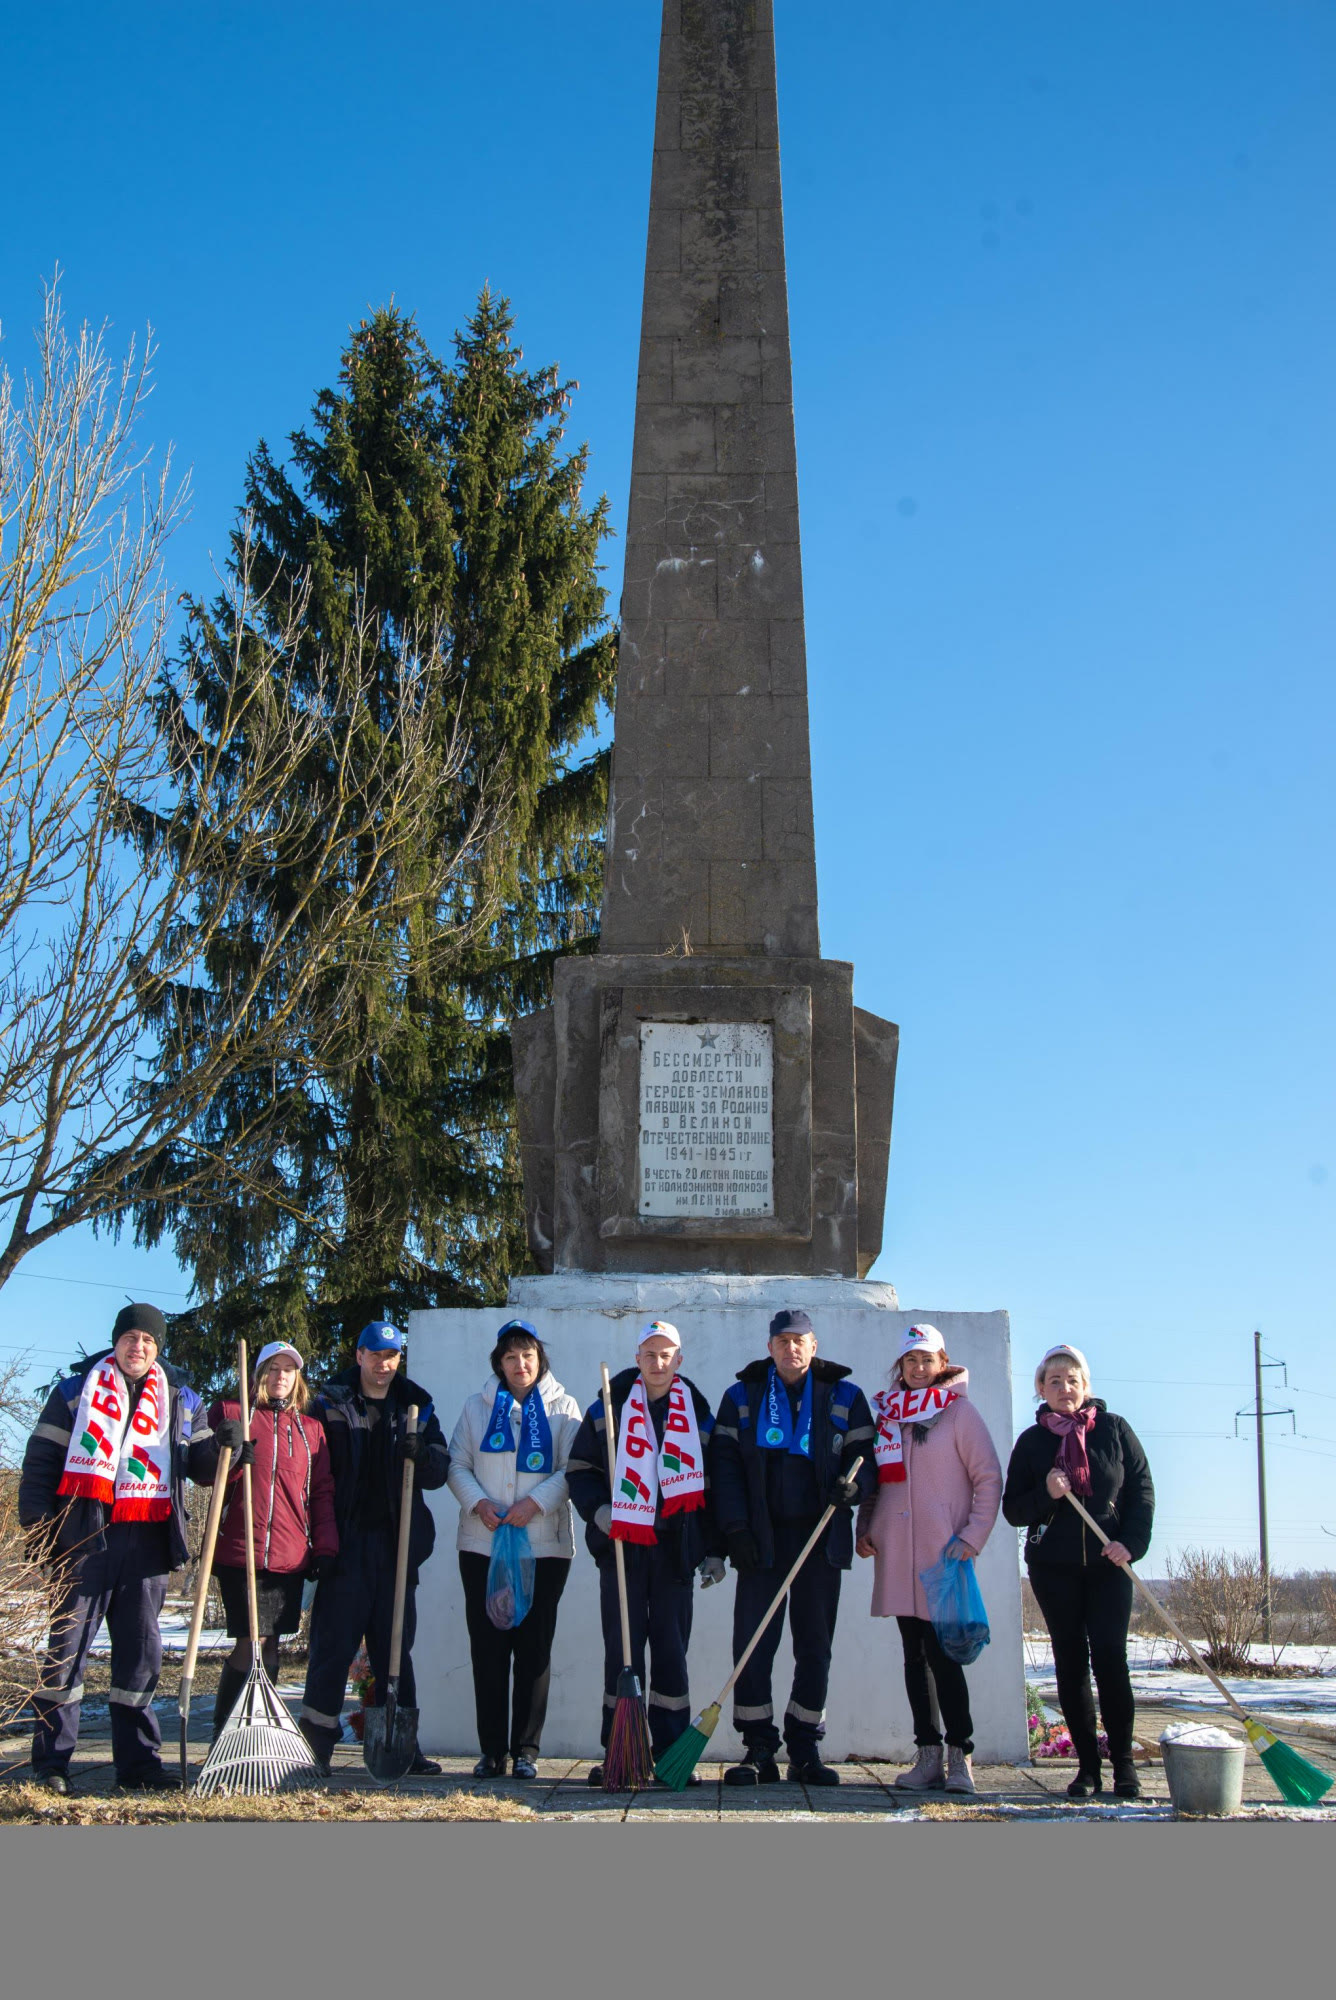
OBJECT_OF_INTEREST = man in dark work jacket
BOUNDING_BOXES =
[709,1308,876,1788]
[299,1322,449,1775]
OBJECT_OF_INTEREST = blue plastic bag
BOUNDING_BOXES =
[485,1522,535,1630]
[919,1549,990,1665]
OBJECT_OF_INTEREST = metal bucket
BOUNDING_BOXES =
[1161,1738,1247,1816]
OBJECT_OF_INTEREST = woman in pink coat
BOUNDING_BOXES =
[856,1323,1002,1795]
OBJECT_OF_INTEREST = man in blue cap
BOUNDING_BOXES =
[299,1322,450,1774]
[709,1307,876,1787]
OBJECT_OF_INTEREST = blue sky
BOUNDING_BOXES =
[2,3,1332,1573]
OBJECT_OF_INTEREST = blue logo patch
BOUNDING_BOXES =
[526,1452,545,1471]
[765,1426,785,1445]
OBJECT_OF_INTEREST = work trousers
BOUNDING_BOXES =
[31,1540,168,1779]
[459,1551,570,1761]
[896,1615,975,1753]
[1029,1558,1136,1768]
[732,1518,843,1763]
[301,1526,419,1759]
[597,1541,694,1757]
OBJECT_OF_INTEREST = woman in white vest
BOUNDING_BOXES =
[447,1319,582,1779]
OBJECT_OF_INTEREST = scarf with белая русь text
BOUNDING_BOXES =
[57,1359,173,1520]
[479,1382,554,1474]
[610,1375,704,1545]
[871,1372,967,1484]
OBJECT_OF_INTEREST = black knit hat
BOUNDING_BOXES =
[111,1303,167,1348]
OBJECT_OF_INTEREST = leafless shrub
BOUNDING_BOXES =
[0,279,504,1293]
[1165,1547,1267,1673]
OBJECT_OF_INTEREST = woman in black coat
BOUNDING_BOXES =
[1003,1344,1154,1799]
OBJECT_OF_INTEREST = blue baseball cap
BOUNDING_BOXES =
[769,1308,815,1339]
[495,1318,538,1342]
[356,1321,406,1353]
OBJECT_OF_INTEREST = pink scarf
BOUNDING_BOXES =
[1038,1405,1096,1496]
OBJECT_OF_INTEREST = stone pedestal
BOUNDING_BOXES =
[408,1277,1028,1765]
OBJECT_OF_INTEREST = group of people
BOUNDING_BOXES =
[19,1301,1155,1802]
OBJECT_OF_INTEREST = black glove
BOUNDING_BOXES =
[24,1522,56,1565]
[234,1439,256,1472]
[403,1430,422,1462]
[833,1472,860,1508]
[308,1552,338,1581]
[726,1528,761,1573]
[213,1417,245,1455]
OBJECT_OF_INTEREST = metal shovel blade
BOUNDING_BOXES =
[362,1685,418,1781]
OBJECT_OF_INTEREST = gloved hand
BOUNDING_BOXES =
[833,1472,860,1508]
[697,1555,726,1588]
[213,1417,245,1455]
[594,1503,614,1536]
[308,1552,338,1581]
[403,1429,422,1462]
[726,1529,761,1573]
[234,1439,255,1472]
[24,1522,55,1566]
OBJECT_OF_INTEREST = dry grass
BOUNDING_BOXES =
[0,1781,538,1826]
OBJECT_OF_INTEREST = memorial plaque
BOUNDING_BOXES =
[638,1021,774,1218]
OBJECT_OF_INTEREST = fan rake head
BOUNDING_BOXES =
[195,1664,327,1798]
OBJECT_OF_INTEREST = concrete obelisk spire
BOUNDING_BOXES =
[600,0,818,960]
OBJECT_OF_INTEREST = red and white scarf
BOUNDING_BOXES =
[610,1375,705,1545]
[872,1376,964,1484]
[57,1358,173,1521]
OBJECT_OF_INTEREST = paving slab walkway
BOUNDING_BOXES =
[4,1692,1333,1822]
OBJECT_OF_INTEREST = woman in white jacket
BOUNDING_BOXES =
[448,1319,582,1779]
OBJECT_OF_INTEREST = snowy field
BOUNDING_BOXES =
[1025,1632,1336,1720]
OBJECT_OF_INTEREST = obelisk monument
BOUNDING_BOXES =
[411,0,1024,1766]
[511,0,899,1279]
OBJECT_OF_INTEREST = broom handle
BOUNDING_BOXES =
[1062,1491,1250,1722]
[235,1340,263,1653]
[600,1366,635,1673]
[387,1406,418,1683]
[179,1441,232,1708]
[715,1456,866,1706]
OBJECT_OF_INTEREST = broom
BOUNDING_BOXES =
[598,1363,655,1792]
[194,1339,328,1797]
[1063,1490,1332,1808]
[655,1455,866,1791]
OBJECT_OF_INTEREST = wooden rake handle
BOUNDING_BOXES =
[238,1339,261,1650]
[599,1365,636,1674]
[179,1440,232,1705]
[1061,1489,1248,1721]
[716,1456,867,1707]
[387,1406,418,1684]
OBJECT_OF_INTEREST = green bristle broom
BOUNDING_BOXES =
[1063,1492,1331,1809]
[656,1456,866,1792]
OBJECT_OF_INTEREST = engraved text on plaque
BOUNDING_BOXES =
[638,1021,774,1218]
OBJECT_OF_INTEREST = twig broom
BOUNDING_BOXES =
[598,1363,655,1791]
[1063,1490,1331,1808]
[655,1456,866,1790]
[195,1339,327,1797]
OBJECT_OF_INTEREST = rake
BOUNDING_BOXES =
[177,1433,232,1786]
[1062,1491,1331,1809]
[194,1339,327,1797]
[655,1455,866,1791]
[598,1363,655,1792]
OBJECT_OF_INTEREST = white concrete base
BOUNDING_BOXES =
[408,1275,1028,1764]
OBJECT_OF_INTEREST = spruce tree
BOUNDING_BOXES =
[132,295,614,1386]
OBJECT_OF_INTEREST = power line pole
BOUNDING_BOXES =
[1254,1331,1272,1644]
[1236,1333,1294,1646]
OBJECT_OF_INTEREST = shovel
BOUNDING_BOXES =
[363,1403,420,1780]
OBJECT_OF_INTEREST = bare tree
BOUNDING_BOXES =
[0,281,501,1291]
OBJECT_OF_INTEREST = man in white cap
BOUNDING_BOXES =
[566,1322,723,1785]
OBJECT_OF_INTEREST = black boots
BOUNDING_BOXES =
[212,1663,247,1740]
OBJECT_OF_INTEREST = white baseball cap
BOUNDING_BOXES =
[897,1323,946,1358]
[255,1340,305,1373]
[1034,1344,1090,1396]
[637,1319,681,1354]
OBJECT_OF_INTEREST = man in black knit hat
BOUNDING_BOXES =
[18,1304,221,1793]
